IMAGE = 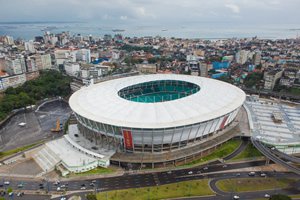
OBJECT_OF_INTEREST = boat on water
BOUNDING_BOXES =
[112,29,125,32]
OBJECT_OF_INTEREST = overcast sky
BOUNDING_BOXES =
[0,0,299,26]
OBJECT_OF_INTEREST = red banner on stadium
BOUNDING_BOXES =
[219,115,229,130]
[122,130,133,149]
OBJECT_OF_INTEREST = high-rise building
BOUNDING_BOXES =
[34,54,52,70]
[24,40,35,53]
[236,50,250,64]
[200,63,209,77]
[253,51,261,66]
[64,62,80,77]
[264,69,283,90]
[76,49,91,63]
[5,57,26,75]
[26,57,37,72]
[3,36,14,45]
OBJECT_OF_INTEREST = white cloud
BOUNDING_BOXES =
[225,3,240,13]
[120,15,128,20]
[0,0,299,26]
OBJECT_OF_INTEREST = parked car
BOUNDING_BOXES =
[260,173,266,177]
[17,192,24,197]
[248,172,255,176]
[3,181,9,185]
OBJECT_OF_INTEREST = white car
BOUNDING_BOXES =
[57,187,61,191]
[264,194,270,198]
[233,195,240,199]
[80,186,86,190]
[188,171,193,175]
[4,181,10,185]
[260,173,266,177]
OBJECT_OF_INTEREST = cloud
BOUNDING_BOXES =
[0,0,299,26]
[225,3,240,13]
[120,16,128,20]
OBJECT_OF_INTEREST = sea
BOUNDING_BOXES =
[0,21,300,41]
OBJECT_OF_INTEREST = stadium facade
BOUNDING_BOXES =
[69,74,246,166]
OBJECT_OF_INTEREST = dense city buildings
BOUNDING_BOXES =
[0,32,299,95]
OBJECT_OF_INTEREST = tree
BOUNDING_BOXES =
[244,72,263,88]
[86,193,97,200]
[0,70,71,121]
[7,187,12,193]
[270,194,291,200]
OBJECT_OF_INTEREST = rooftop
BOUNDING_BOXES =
[69,74,246,129]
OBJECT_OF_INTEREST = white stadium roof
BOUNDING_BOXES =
[69,74,246,129]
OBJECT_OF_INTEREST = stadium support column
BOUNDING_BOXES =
[142,129,145,153]
[111,126,118,150]
[265,157,270,165]
[93,131,97,145]
[102,124,110,150]
[178,126,185,148]
[160,128,165,152]
[151,129,154,153]
[193,123,202,143]
[169,127,176,151]
[186,125,193,146]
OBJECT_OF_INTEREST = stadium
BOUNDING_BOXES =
[69,74,246,168]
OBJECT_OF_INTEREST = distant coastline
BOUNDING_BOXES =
[0,22,299,40]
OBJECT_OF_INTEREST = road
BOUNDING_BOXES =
[1,160,266,191]
[271,148,300,164]
[1,159,299,200]
[223,138,248,160]
[0,160,281,200]
[252,138,300,175]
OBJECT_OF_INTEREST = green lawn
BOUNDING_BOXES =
[231,143,263,161]
[216,178,295,193]
[96,179,214,200]
[68,167,115,177]
[0,142,43,159]
[289,194,300,199]
[182,139,242,167]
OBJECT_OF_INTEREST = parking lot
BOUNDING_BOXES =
[0,99,72,152]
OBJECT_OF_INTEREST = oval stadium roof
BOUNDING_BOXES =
[69,74,246,129]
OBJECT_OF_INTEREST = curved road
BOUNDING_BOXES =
[223,139,249,160]
[271,148,300,164]
[207,172,300,200]
[252,138,300,175]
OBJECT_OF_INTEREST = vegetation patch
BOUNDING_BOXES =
[244,72,263,88]
[96,179,213,200]
[68,167,115,177]
[231,143,263,160]
[0,141,43,159]
[182,139,242,167]
[0,70,71,121]
[216,178,295,193]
